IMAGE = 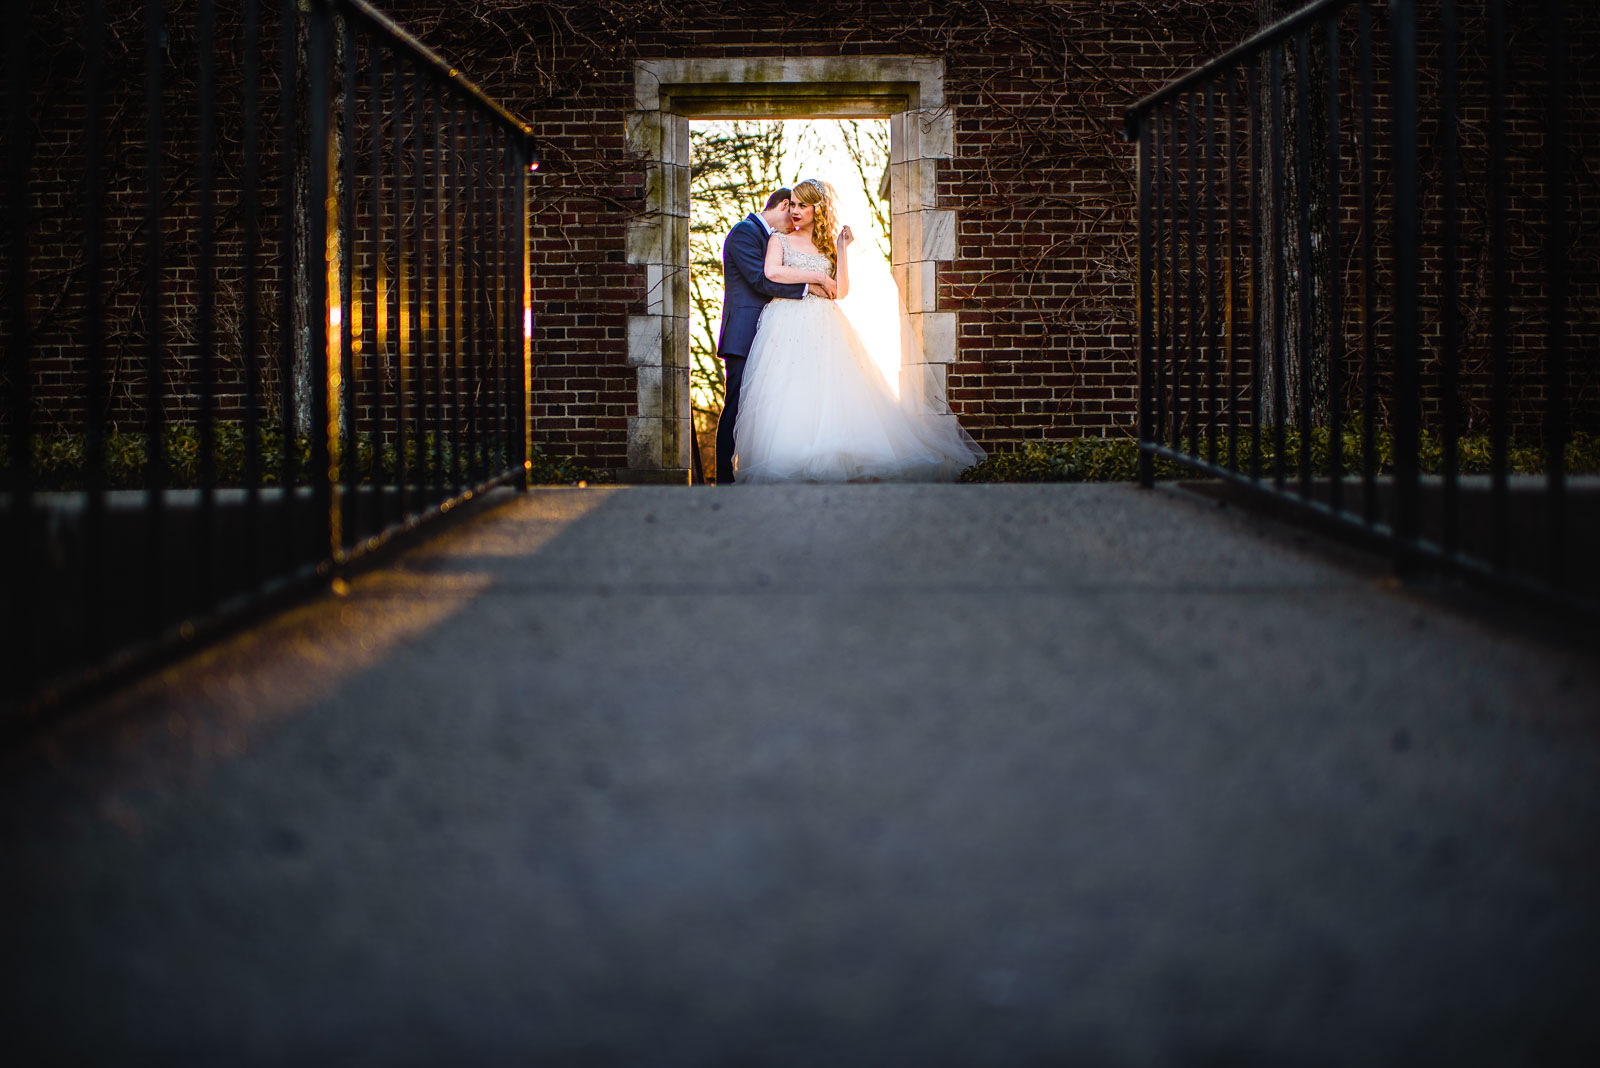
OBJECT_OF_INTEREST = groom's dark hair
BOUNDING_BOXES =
[764,187,794,210]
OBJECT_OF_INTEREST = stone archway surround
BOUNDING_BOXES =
[621,56,956,482]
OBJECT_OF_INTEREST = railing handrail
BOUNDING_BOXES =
[1122,0,1358,139]
[331,0,536,146]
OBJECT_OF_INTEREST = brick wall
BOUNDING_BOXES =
[407,0,1597,466]
[403,0,1268,468]
[9,0,1597,471]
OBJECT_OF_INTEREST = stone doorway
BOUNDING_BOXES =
[622,57,955,482]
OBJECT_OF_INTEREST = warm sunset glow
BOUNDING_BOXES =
[690,119,900,400]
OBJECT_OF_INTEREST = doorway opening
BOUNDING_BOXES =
[621,56,955,483]
[687,119,896,480]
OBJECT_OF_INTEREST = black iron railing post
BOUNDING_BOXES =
[1136,113,1155,488]
[6,0,35,693]
[279,0,300,536]
[1121,0,1591,616]
[1389,0,1421,565]
[83,0,109,659]
[4,0,540,716]
[142,0,167,627]
[196,0,218,607]
[1324,16,1343,514]
[1440,0,1460,556]
[1488,0,1511,571]
[242,0,263,592]
[309,0,335,566]
[1204,82,1220,468]
[1294,28,1314,499]
[1358,0,1378,526]
[515,136,533,491]
[1545,0,1569,586]
[1268,44,1288,489]
[339,9,358,552]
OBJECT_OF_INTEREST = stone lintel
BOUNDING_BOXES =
[637,57,943,113]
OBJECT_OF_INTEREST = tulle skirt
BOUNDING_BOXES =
[733,295,985,484]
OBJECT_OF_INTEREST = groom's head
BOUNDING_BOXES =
[761,188,795,233]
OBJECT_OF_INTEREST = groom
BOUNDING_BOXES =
[714,188,832,484]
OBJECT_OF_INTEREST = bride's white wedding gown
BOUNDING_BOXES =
[733,236,986,483]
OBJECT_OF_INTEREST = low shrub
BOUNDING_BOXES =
[960,429,1600,483]
[7,422,604,489]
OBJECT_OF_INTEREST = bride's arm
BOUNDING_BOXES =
[763,234,833,287]
[834,226,854,299]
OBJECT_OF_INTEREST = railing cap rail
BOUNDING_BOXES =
[1122,0,1359,140]
[330,0,537,147]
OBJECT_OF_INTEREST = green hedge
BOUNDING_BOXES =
[7,422,604,489]
[960,429,1600,484]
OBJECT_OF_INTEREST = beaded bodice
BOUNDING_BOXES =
[779,233,834,277]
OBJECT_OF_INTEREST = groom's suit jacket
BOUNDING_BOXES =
[717,213,807,359]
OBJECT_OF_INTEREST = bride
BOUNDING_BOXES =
[732,178,985,483]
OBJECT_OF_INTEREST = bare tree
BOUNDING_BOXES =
[1252,0,1334,433]
[837,120,892,261]
[688,121,787,419]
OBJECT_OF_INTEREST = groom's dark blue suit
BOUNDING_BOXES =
[715,213,806,483]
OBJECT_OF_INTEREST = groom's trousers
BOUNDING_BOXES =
[714,355,745,484]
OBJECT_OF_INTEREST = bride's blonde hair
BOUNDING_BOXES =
[792,178,839,270]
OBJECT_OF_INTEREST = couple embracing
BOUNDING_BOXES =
[713,178,984,484]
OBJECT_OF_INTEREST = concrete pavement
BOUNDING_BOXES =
[4,482,1599,1065]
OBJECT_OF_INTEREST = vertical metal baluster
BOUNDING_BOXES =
[1151,115,1166,461]
[308,0,333,564]
[1248,61,1262,482]
[438,90,454,491]
[1325,15,1344,515]
[482,118,497,483]
[278,0,299,560]
[1359,0,1378,524]
[1488,0,1510,570]
[413,66,431,506]
[1137,114,1155,488]
[242,0,262,591]
[499,130,518,482]
[1269,44,1287,489]
[1226,73,1241,473]
[446,96,464,489]
[367,42,385,540]
[431,88,447,499]
[516,137,532,489]
[1166,104,1180,451]
[1440,0,1460,554]
[339,16,356,551]
[1544,0,1569,586]
[1295,30,1314,499]
[83,0,108,658]
[491,125,507,480]
[486,126,501,480]
[1204,82,1220,467]
[1185,91,1201,458]
[393,50,410,523]
[143,0,166,627]
[6,0,35,690]
[196,0,217,608]
[1391,0,1422,559]
[466,111,483,484]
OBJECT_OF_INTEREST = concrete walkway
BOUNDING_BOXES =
[4,483,1599,1065]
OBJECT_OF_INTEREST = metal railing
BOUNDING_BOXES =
[2,0,538,717]
[1124,0,1596,613]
